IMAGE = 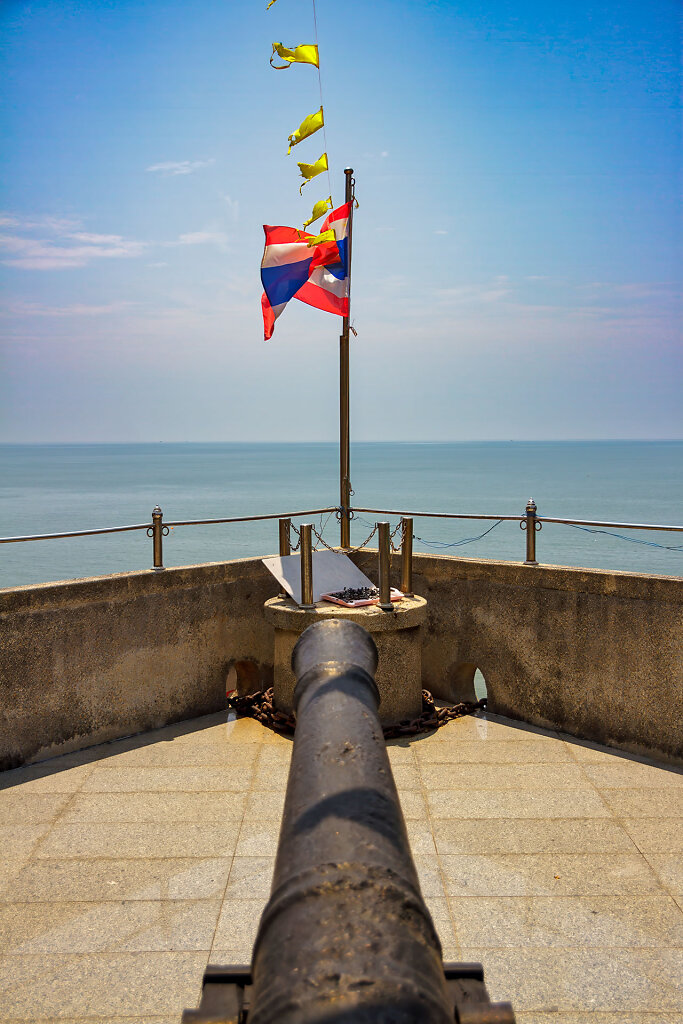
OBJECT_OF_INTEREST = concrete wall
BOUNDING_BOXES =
[356,552,682,765]
[0,558,278,770]
[2,552,681,769]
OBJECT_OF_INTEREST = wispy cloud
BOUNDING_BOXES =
[222,194,240,220]
[0,232,146,270]
[436,275,512,305]
[146,159,215,176]
[1,301,135,317]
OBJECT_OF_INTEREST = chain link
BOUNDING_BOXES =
[288,522,301,552]
[227,687,487,740]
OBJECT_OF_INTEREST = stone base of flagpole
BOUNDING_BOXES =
[263,595,427,727]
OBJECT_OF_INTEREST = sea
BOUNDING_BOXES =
[1,441,682,590]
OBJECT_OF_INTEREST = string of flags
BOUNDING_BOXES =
[259,0,354,339]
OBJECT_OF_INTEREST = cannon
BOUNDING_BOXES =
[183,619,515,1023]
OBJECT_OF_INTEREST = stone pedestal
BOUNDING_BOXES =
[263,595,427,726]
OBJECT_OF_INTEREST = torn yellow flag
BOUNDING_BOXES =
[287,107,324,155]
[270,42,319,69]
[297,152,328,193]
[306,229,335,248]
[303,196,333,229]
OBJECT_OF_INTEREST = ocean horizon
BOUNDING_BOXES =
[1,440,682,588]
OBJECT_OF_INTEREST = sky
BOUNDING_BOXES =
[1,0,681,442]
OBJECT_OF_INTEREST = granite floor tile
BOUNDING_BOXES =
[424,896,459,959]
[419,763,592,791]
[224,858,276,899]
[2,1018,180,1024]
[387,764,421,789]
[427,788,609,819]
[432,819,635,856]
[0,824,50,860]
[105,743,261,768]
[426,715,559,743]
[250,764,291,790]
[515,1014,683,1023]
[600,789,683,819]
[0,951,208,1017]
[60,790,247,824]
[566,739,666,765]
[459,947,683,1012]
[0,899,221,954]
[405,819,437,855]
[256,745,293,767]
[385,742,417,764]
[211,897,267,957]
[413,853,446,898]
[243,790,285,821]
[0,764,93,793]
[0,791,72,824]
[396,789,428,819]
[643,854,683,895]
[623,818,683,853]
[439,853,661,897]
[3,857,233,902]
[36,823,240,860]
[235,821,281,857]
[583,763,683,789]
[414,738,575,764]
[448,895,683,947]
[0,859,28,896]
[81,766,253,793]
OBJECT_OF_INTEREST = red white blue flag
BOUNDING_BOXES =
[260,202,350,340]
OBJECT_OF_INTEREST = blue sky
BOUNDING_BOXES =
[1,0,681,441]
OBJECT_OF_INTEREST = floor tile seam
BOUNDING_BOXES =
[0,897,223,908]
[607,815,680,887]
[416,740,462,957]
[213,747,260,950]
[559,756,652,859]
[26,788,87,861]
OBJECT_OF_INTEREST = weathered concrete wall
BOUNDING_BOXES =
[2,552,681,770]
[0,558,279,770]
[357,552,682,765]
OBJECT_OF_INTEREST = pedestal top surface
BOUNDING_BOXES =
[264,594,427,632]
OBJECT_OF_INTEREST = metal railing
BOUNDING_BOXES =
[1,497,681,576]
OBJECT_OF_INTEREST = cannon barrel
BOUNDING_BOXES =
[184,619,515,1023]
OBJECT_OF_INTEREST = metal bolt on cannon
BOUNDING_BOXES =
[183,620,516,1024]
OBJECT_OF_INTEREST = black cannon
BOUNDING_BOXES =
[183,619,515,1023]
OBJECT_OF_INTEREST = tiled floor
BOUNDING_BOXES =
[0,710,681,1023]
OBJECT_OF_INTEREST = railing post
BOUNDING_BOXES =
[523,497,539,565]
[300,523,314,608]
[151,505,164,570]
[377,521,393,610]
[400,516,413,596]
[278,518,291,597]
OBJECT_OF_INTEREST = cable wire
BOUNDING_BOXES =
[566,522,683,552]
[312,0,333,200]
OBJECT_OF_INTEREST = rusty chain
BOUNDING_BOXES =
[227,687,486,740]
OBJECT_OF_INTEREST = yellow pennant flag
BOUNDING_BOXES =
[306,229,335,248]
[270,42,319,69]
[266,0,277,8]
[303,196,333,229]
[297,152,328,193]
[287,107,324,155]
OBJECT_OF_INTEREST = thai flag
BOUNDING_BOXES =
[261,202,350,340]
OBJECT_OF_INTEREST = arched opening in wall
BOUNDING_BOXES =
[473,668,488,702]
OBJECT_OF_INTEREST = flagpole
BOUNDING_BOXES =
[340,167,354,548]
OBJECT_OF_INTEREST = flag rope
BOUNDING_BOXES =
[312,0,333,200]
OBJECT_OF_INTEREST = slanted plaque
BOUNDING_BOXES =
[262,550,378,606]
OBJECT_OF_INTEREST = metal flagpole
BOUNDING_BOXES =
[340,167,354,548]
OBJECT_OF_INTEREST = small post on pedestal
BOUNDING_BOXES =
[300,524,314,608]
[400,517,413,596]
[377,522,393,611]
[278,518,291,596]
